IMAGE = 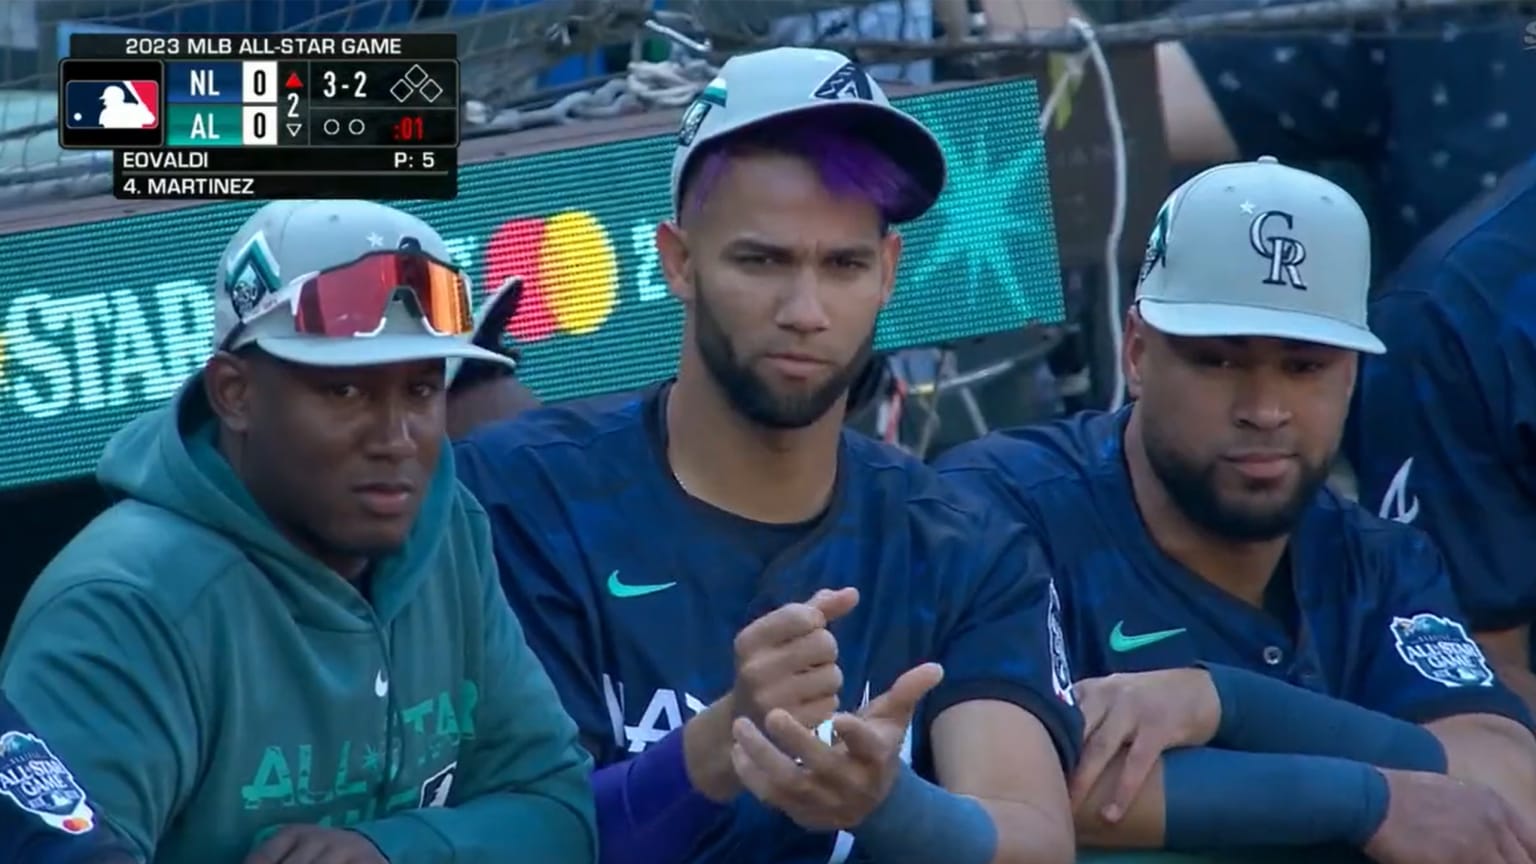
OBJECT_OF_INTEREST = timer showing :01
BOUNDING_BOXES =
[391,115,426,142]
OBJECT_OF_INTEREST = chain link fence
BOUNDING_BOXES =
[0,0,1528,206]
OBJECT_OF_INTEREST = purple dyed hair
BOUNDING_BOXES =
[678,118,928,228]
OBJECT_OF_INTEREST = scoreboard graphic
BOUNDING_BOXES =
[58,34,459,201]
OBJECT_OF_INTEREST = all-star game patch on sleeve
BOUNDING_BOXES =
[0,690,135,864]
[922,518,1084,774]
[1351,526,1532,730]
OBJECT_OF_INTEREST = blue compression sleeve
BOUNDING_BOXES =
[1203,664,1447,772]
[593,730,729,864]
[1162,747,1389,850]
[853,764,999,864]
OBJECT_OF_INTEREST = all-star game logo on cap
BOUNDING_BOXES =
[224,231,282,321]
[0,730,96,835]
[678,76,727,148]
[812,62,874,101]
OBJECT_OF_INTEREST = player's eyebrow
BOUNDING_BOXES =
[723,238,790,257]
[723,238,878,261]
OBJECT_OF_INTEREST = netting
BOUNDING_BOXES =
[0,0,1524,208]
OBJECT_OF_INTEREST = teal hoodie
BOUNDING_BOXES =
[0,381,596,864]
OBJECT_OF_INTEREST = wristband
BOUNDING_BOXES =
[1204,663,1447,773]
[1163,747,1391,850]
[853,763,998,864]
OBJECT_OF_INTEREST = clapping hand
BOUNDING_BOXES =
[730,662,944,831]
[730,588,860,733]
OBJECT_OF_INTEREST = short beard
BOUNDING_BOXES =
[1142,424,1329,542]
[693,273,870,429]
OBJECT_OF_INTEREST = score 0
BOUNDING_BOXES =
[240,61,278,146]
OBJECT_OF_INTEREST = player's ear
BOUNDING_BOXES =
[877,230,902,308]
[204,351,255,434]
[656,220,695,304]
[1124,304,1146,400]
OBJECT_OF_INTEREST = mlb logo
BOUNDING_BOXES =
[64,80,159,130]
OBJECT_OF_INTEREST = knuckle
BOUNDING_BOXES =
[739,658,768,688]
[824,664,844,694]
[811,629,838,661]
[786,604,821,631]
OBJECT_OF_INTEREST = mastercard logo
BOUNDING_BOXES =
[62,814,93,834]
[483,211,620,343]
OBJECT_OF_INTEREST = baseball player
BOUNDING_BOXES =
[456,47,1081,864]
[2,201,596,864]
[939,158,1536,862]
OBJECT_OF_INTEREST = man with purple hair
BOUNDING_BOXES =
[454,46,1081,864]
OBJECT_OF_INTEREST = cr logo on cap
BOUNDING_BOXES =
[1248,210,1308,290]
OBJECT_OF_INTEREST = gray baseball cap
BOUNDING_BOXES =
[670,46,946,224]
[213,200,516,369]
[1135,155,1385,354]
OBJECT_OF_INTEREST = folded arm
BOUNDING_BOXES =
[1073,746,1386,851]
[1075,663,1536,850]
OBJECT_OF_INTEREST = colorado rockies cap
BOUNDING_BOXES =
[1135,155,1385,354]
[670,46,946,224]
[212,200,516,370]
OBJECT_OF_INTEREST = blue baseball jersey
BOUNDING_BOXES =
[1345,156,1536,638]
[937,409,1530,728]
[0,690,134,864]
[454,384,1081,864]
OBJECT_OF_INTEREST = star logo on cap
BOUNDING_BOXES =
[1239,201,1257,215]
[366,232,384,248]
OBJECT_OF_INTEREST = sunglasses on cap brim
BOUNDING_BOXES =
[223,250,476,353]
[288,249,474,339]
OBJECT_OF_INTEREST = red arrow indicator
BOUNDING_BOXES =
[284,71,303,89]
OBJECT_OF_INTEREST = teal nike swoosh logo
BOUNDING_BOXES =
[1109,621,1187,652]
[606,570,677,599]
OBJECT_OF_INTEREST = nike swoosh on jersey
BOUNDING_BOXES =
[606,570,677,598]
[1109,621,1187,652]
